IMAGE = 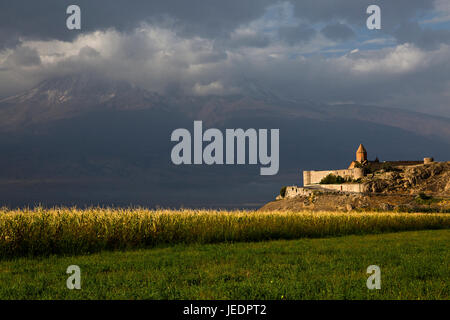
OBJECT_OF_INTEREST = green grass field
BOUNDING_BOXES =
[0,229,448,300]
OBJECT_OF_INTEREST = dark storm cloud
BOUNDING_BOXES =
[278,24,317,45]
[0,29,21,50]
[0,0,446,50]
[0,0,450,118]
[394,21,450,50]
[0,0,272,49]
[227,32,271,48]
[287,0,450,50]
[321,23,355,41]
[290,0,432,28]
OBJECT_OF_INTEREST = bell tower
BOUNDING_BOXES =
[356,144,367,163]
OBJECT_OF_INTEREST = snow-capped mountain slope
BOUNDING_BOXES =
[1,73,449,144]
[0,74,166,129]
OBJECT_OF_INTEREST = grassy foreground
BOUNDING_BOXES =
[0,229,448,299]
[0,207,449,258]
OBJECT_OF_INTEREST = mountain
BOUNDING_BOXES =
[0,74,449,208]
[2,74,449,143]
[0,74,166,130]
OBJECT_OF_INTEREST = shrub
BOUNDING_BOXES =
[354,162,363,168]
[320,174,345,184]
[415,192,440,205]
[363,165,376,175]
[418,192,432,200]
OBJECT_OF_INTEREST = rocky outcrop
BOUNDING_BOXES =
[363,161,450,196]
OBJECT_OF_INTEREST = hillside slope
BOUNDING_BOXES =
[260,162,450,212]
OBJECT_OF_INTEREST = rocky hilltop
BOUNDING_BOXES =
[363,161,450,195]
[260,161,450,212]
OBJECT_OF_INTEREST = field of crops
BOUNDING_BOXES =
[0,207,449,258]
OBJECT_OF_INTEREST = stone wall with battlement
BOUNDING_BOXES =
[278,183,368,200]
[303,168,364,186]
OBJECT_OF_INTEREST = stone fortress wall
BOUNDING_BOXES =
[280,183,368,199]
[303,168,364,186]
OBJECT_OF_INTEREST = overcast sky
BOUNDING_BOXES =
[1,0,449,117]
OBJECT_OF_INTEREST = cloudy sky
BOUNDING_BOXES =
[1,0,449,117]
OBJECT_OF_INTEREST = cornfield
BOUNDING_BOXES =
[0,207,448,258]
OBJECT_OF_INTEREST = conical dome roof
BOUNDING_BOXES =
[357,144,367,153]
